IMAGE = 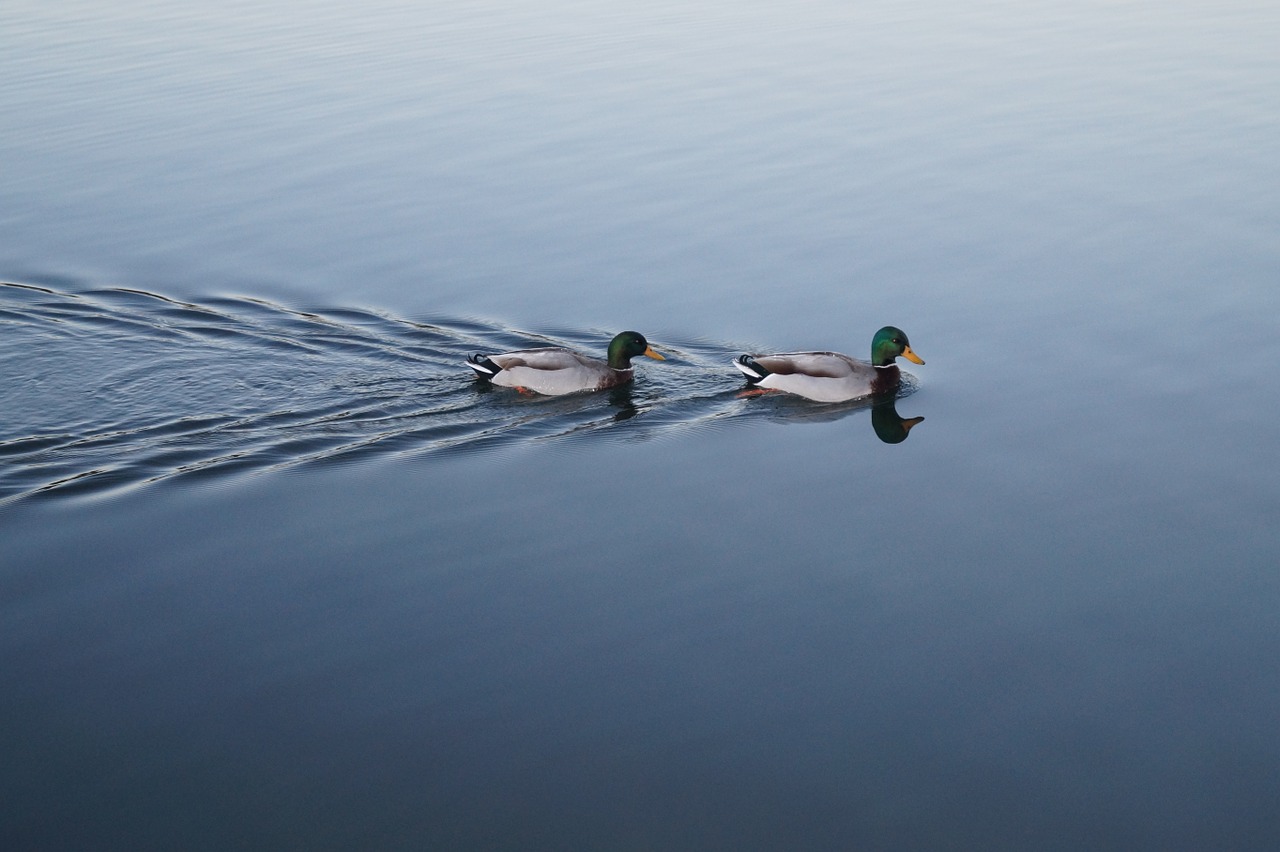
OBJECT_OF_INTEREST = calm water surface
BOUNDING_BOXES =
[3,1,1279,849]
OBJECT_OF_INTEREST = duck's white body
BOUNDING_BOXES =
[734,351,900,402]
[468,347,634,396]
[467,331,663,396]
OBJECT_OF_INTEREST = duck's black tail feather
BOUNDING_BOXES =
[734,354,768,384]
[467,353,502,378]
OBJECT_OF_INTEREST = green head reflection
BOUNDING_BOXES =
[871,395,925,444]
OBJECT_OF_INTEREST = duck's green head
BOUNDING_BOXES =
[871,326,925,368]
[607,331,665,369]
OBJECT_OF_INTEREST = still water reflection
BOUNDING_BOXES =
[3,0,1279,849]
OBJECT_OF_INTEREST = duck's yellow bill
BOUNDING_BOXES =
[644,346,665,360]
[902,416,925,434]
[902,345,925,365]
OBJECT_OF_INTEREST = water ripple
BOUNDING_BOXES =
[0,279,923,505]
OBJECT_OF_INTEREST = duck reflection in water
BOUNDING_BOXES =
[741,391,925,444]
[870,395,924,444]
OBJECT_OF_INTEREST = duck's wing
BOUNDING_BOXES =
[490,347,601,372]
[747,351,867,379]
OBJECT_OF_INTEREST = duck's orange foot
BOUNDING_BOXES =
[516,386,535,395]
[736,387,774,399]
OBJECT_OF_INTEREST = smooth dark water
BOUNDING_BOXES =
[3,1,1280,850]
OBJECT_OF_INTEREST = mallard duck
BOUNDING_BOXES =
[733,326,924,402]
[466,330,664,395]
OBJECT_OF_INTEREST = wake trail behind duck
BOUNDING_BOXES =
[3,280,827,505]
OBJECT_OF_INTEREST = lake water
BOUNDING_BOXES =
[3,1,1279,849]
